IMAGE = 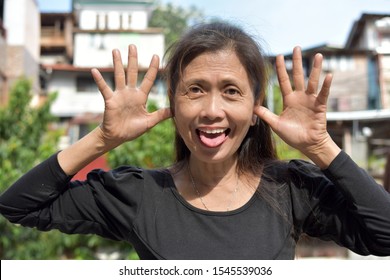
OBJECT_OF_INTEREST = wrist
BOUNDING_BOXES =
[303,137,341,169]
[93,126,122,152]
[58,127,118,175]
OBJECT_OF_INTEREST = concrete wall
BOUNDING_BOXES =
[47,71,107,116]
[4,0,40,60]
[73,33,164,68]
[47,70,167,117]
[3,0,40,92]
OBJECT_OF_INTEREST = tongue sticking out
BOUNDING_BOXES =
[198,130,227,148]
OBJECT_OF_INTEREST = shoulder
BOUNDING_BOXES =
[262,158,336,204]
[263,158,324,184]
[84,166,171,189]
[83,165,145,186]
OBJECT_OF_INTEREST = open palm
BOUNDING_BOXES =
[255,47,333,156]
[91,45,171,148]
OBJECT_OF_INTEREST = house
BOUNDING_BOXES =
[40,0,165,145]
[345,13,390,109]
[273,14,390,171]
[0,0,40,105]
[332,13,390,171]
[280,44,380,112]
[38,0,166,178]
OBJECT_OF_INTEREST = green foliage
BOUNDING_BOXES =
[0,78,62,259]
[108,102,175,169]
[269,84,306,161]
[149,2,204,49]
[0,79,140,260]
[0,0,195,260]
[0,79,58,190]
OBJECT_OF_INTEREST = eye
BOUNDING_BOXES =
[185,85,205,98]
[224,87,241,96]
[188,86,203,94]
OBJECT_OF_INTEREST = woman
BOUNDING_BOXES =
[1,22,390,259]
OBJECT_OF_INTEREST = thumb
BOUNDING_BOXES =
[253,106,279,131]
[147,107,173,129]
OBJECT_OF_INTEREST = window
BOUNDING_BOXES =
[89,34,106,50]
[0,0,4,21]
[80,11,97,30]
[121,13,132,29]
[380,33,390,47]
[76,76,97,93]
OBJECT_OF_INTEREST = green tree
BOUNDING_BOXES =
[149,2,204,49]
[269,82,306,161]
[0,78,61,259]
[0,79,141,259]
[0,78,58,192]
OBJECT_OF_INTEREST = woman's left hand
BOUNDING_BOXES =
[254,47,340,167]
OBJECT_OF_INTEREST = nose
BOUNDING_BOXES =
[200,93,226,121]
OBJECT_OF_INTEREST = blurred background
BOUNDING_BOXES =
[0,0,390,260]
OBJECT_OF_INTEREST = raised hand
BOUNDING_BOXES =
[254,47,340,167]
[91,45,172,148]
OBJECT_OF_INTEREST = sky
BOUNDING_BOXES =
[36,0,390,55]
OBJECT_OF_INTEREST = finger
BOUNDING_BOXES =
[139,55,159,95]
[317,73,333,105]
[292,46,305,91]
[91,68,113,100]
[127,44,138,87]
[112,49,126,90]
[275,54,293,96]
[253,105,279,132]
[147,107,173,129]
[306,53,323,95]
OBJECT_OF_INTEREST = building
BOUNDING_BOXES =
[40,0,165,144]
[0,0,40,105]
[281,44,380,112]
[274,14,390,171]
[346,13,390,109]
[333,13,390,170]
[276,14,390,259]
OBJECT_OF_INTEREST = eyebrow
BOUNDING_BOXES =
[183,77,242,87]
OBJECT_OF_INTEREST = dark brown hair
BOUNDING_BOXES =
[164,21,277,176]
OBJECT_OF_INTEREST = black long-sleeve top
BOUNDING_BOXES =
[0,151,390,259]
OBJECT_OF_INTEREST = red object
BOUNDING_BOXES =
[71,156,110,181]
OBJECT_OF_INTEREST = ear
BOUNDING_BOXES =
[251,98,261,126]
[251,114,258,126]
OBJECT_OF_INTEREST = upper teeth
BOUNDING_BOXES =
[199,129,225,134]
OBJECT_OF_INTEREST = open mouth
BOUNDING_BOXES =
[196,128,231,148]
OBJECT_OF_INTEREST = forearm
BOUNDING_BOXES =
[0,152,71,223]
[323,151,390,255]
[58,126,118,175]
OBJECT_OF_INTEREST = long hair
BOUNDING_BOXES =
[164,21,277,176]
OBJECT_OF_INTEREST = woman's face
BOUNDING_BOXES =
[174,50,257,164]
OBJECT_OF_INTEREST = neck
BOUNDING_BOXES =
[188,154,239,189]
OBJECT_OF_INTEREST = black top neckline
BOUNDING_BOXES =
[162,170,260,216]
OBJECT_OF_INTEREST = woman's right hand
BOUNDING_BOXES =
[91,44,172,149]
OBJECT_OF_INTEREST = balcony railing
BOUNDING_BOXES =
[40,27,66,47]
